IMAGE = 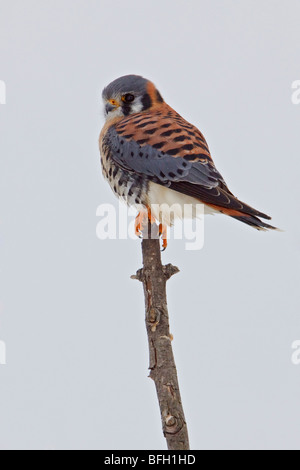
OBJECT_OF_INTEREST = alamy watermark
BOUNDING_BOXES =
[96,201,205,251]
[291,80,300,105]
[0,340,6,365]
[291,340,300,365]
[0,80,6,104]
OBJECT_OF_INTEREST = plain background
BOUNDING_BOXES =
[0,0,299,450]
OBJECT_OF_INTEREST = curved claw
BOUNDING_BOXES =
[159,224,168,251]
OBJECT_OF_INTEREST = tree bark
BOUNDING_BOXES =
[132,223,190,450]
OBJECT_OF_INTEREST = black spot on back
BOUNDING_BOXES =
[160,130,173,137]
[122,134,134,139]
[152,142,165,149]
[178,122,193,130]
[145,128,157,135]
[130,117,145,125]
[173,135,186,142]
[167,148,180,155]
[183,155,198,161]
[136,120,156,128]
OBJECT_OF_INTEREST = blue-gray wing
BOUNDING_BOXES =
[103,125,225,190]
[102,117,271,219]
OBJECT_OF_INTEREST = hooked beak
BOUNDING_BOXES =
[105,99,120,115]
[105,103,116,114]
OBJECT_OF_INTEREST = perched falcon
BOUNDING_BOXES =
[99,75,277,248]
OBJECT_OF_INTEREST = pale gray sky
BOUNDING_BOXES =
[0,0,300,450]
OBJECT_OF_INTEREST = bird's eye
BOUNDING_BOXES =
[122,93,135,103]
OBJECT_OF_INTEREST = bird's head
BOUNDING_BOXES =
[102,74,164,120]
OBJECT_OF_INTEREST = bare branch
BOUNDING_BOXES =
[132,223,189,450]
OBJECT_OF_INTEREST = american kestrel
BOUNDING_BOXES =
[99,75,277,248]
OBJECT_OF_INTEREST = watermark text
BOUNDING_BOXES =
[0,340,6,365]
[0,80,6,104]
[291,340,300,365]
[291,80,300,105]
[96,202,205,251]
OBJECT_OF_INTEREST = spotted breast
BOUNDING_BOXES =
[100,119,150,209]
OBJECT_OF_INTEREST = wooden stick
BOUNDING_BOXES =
[132,223,190,450]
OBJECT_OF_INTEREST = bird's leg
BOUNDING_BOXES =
[159,223,168,251]
[147,208,157,225]
[135,210,167,250]
[135,212,146,238]
[134,209,156,238]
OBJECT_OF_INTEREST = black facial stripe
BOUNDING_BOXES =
[122,104,131,116]
[141,93,152,111]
